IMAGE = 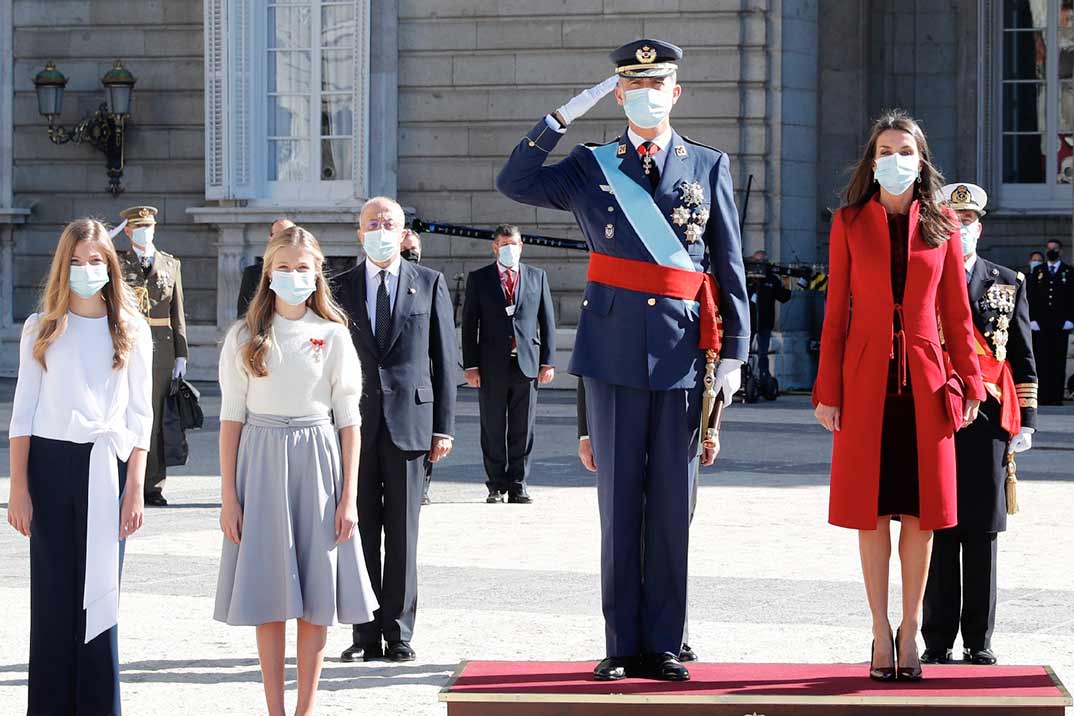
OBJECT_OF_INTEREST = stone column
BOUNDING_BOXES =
[216,226,247,332]
[0,224,14,329]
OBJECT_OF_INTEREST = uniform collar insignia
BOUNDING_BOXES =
[616,142,627,157]
[674,144,687,158]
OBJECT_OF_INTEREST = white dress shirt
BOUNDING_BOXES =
[626,126,674,174]
[10,311,154,643]
[964,253,978,278]
[132,242,155,268]
[364,256,402,334]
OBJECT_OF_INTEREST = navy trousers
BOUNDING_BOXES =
[583,377,700,657]
[27,436,127,716]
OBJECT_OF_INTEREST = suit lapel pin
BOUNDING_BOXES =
[675,145,687,158]
[408,287,417,294]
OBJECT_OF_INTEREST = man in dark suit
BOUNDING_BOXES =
[923,184,1037,665]
[236,217,295,318]
[334,197,458,663]
[462,224,556,504]
[1028,238,1074,405]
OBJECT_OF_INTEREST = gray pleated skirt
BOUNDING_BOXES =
[213,413,378,627]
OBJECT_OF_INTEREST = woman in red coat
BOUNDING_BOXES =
[813,111,984,681]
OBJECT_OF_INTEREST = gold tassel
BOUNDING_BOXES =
[1005,450,1019,516]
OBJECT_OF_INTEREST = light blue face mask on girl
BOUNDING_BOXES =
[269,270,317,306]
[69,264,110,298]
[874,153,920,196]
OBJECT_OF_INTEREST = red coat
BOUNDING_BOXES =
[812,199,985,531]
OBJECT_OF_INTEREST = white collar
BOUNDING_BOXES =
[365,255,402,281]
[1048,260,1061,270]
[627,126,674,153]
[964,254,978,274]
[497,261,520,274]
[132,243,155,261]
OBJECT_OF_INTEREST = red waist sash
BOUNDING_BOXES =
[972,324,1021,437]
[586,253,722,353]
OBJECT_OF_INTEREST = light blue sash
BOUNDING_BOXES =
[588,143,695,271]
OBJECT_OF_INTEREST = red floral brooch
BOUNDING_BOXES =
[310,338,326,361]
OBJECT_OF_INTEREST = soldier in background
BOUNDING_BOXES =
[1028,238,1074,405]
[118,206,188,507]
[922,184,1037,665]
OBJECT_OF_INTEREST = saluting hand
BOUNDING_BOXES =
[554,75,619,127]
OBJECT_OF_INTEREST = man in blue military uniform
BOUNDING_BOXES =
[497,39,749,682]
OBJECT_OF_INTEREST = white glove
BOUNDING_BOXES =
[555,75,619,127]
[714,359,744,407]
[1030,320,1040,332]
[1063,320,1074,331]
[172,357,187,380]
[1009,426,1034,453]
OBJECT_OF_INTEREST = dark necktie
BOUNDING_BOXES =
[375,270,392,352]
[639,141,660,192]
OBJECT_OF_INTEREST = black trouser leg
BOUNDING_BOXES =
[478,375,509,493]
[922,528,961,651]
[960,533,998,651]
[505,362,537,496]
[355,426,385,645]
[28,437,126,716]
[378,429,426,642]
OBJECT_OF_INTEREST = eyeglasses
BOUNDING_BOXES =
[363,218,401,231]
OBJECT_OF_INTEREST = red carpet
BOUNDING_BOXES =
[443,661,1068,698]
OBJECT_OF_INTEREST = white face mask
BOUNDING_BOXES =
[363,228,401,263]
[69,263,110,299]
[497,243,522,268]
[131,226,154,247]
[873,153,920,196]
[269,270,317,306]
[960,220,981,257]
[623,88,675,129]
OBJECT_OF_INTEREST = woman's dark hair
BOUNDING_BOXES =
[841,109,957,248]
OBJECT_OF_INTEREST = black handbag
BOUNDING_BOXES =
[174,378,204,430]
[162,381,189,468]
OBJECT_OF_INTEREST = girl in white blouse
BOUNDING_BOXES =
[7,218,153,716]
[213,226,376,716]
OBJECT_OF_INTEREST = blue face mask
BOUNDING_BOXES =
[363,229,401,264]
[69,263,110,299]
[623,88,674,129]
[1029,260,1042,271]
[874,153,919,196]
[269,270,317,306]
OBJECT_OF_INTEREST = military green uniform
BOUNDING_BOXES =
[118,239,188,499]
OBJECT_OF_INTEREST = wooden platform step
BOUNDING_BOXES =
[439,661,1072,715]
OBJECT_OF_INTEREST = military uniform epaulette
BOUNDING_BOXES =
[681,135,723,154]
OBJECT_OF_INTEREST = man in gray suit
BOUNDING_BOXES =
[333,197,458,663]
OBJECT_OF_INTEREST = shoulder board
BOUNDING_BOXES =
[156,249,176,261]
[681,135,722,153]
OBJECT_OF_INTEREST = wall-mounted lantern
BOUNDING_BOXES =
[32,60,137,196]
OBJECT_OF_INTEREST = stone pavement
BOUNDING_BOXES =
[0,386,1072,715]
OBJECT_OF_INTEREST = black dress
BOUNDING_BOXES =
[877,212,921,518]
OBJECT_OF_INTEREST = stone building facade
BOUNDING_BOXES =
[1,0,1070,387]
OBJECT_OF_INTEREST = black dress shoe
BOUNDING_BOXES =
[386,640,416,662]
[145,493,168,507]
[340,641,382,662]
[486,491,504,504]
[507,492,532,504]
[678,644,697,662]
[964,647,997,665]
[593,656,633,681]
[921,647,953,664]
[642,652,689,681]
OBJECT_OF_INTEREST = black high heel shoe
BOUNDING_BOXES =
[895,627,924,681]
[869,630,896,681]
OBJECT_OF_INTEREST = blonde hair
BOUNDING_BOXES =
[241,226,348,377]
[33,218,139,370]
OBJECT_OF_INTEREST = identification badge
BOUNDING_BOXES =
[505,305,516,316]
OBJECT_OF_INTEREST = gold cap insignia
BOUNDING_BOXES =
[636,46,657,64]
[951,185,973,205]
